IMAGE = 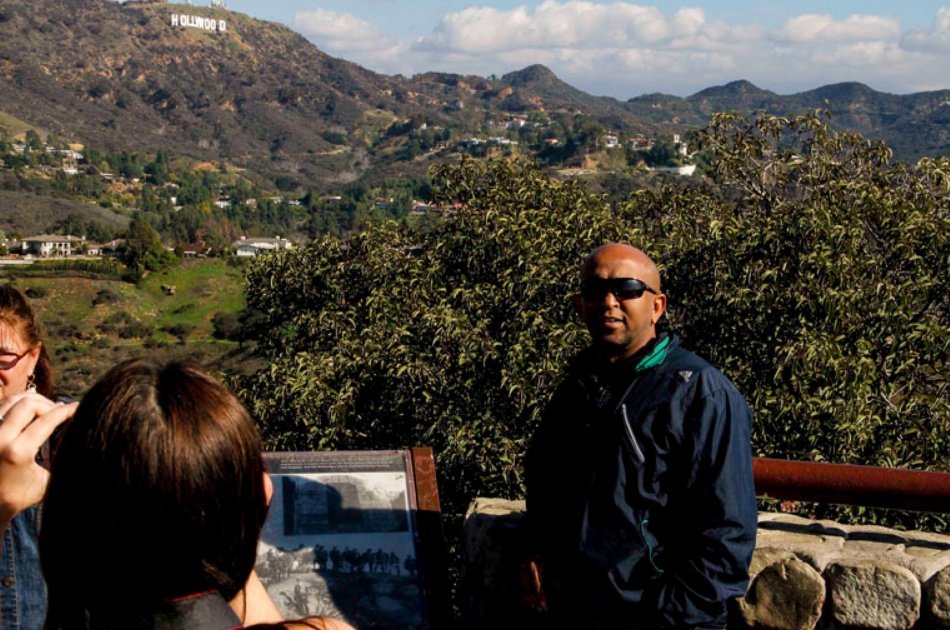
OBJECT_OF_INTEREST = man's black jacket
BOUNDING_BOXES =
[525,336,757,629]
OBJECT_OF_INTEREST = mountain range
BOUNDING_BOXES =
[1,0,948,187]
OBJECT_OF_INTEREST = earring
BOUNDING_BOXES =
[27,373,36,393]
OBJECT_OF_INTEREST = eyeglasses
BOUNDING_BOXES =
[0,348,33,371]
[580,277,658,301]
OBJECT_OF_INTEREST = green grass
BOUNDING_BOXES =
[4,258,248,396]
[135,259,246,333]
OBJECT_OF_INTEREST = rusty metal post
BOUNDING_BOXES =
[753,458,950,513]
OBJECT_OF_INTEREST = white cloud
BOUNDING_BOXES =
[287,3,950,98]
[293,9,394,52]
[902,7,950,53]
[776,13,901,43]
[812,41,897,65]
[413,1,693,52]
[671,7,705,37]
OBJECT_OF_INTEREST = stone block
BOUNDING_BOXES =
[837,540,950,583]
[462,498,534,625]
[738,550,825,630]
[825,560,920,630]
[925,566,950,627]
[757,514,847,571]
[901,544,950,584]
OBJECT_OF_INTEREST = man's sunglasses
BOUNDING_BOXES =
[0,348,33,371]
[580,277,658,301]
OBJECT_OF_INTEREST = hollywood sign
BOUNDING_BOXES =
[170,14,226,33]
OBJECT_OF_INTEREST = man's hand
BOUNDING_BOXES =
[0,391,77,527]
[519,556,548,612]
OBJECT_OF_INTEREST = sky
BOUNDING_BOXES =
[216,0,950,99]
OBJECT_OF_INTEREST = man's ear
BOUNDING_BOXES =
[651,293,667,325]
[263,472,274,507]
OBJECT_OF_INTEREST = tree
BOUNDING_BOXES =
[238,159,625,516]
[629,112,948,491]
[642,138,679,166]
[25,129,43,151]
[144,149,170,184]
[238,114,948,537]
[122,214,177,277]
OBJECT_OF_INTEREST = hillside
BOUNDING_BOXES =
[2,258,250,396]
[0,0,947,181]
[0,0,406,184]
[627,80,950,160]
[0,189,129,236]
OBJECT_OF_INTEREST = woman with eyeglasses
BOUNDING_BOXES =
[0,284,77,630]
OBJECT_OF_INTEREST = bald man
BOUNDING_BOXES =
[525,244,757,630]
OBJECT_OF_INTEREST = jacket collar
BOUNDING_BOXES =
[566,332,677,410]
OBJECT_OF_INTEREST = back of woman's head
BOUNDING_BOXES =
[0,283,53,396]
[41,359,268,626]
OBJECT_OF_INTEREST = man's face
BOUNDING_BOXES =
[575,249,666,361]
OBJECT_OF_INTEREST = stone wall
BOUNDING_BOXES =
[463,498,950,630]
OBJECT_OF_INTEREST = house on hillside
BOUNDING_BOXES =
[173,243,212,258]
[232,236,293,257]
[673,134,689,156]
[100,239,126,258]
[21,234,80,258]
[628,136,654,151]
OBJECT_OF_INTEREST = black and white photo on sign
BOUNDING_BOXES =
[257,470,427,629]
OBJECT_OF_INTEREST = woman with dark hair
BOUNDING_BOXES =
[0,284,75,630]
[39,359,353,629]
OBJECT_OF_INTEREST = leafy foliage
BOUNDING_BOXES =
[122,215,177,277]
[239,158,625,514]
[239,114,948,532]
[630,113,948,479]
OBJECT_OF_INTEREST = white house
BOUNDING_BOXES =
[650,164,697,176]
[21,234,79,257]
[232,236,293,257]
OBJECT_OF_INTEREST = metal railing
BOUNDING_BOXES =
[753,458,950,513]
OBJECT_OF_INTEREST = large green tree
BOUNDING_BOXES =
[634,113,948,475]
[122,214,177,276]
[238,113,948,529]
[239,159,625,512]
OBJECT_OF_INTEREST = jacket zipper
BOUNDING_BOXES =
[621,403,645,464]
[621,405,663,573]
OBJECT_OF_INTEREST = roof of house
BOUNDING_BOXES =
[232,237,292,248]
[22,234,78,243]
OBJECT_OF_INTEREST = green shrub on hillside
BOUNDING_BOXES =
[211,311,242,341]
